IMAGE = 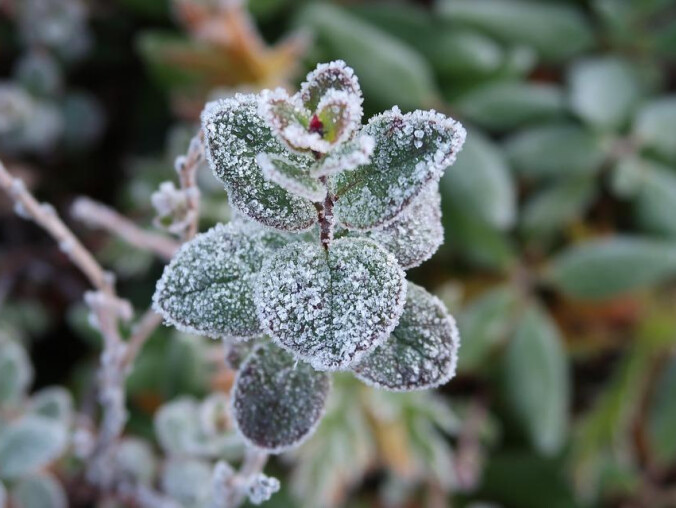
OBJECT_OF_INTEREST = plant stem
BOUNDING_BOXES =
[318,176,334,250]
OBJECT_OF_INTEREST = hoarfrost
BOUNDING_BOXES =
[247,474,281,505]
[152,221,290,340]
[315,88,362,146]
[362,185,444,269]
[231,344,330,452]
[254,238,407,370]
[333,107,466,230]
[311,135,375,178]
[256,153,326,202]
[299,60,362,113]
[202,95,316,231]
[353,283,459,391]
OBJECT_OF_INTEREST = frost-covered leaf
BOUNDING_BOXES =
[311,136,375,178]
[202,94,316,231]
[10,473,67,508]
[299,60,362,113]
[257,153,326,202]
[258,88,310,151]
[0,481,5,508]
[113,438,157,486]
[255,238,407,370]
[0,338,32,409]
[633,97,676,162]
[161,458,211,507]
[153,222,289,339]
[361,185,443,269]
[27,388,73,426]
[0,415,68,480]
[352,283,459,391]
[316,89,362,146]
[333,107,465,230]
[232,344,330,452]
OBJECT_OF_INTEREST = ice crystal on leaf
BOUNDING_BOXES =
[202,95,317,231]
[232,344,330,452]
[159,60,467,454]
[353,283,460,391]
[332,107,466,230]
[254,238,407,371]
[153,221,291,340]
[360,184,444,269]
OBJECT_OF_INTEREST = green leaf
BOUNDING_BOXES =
[153,221,290,339]
[505,123,606,179]
[255,238,406,370]
[648,357,676,466]
[296,4,438,112]
[257,153,326,202]
[27,388,73,426]
[361,185,443,269]
[502,305,569,455]
[568,56,643,131]
[441,128,516,229]
[457,286,520,372]
[352,282,459,391]
[114,438,157,486]
[333,107,466,231]
[442,200,515,270]
[202,95,317,231]
[630,158,676,237]
[0,338,32,409]
[520,178,595,239]
[10,473,67,508]
[0,415,68,480]
[633,97,676,162]
[161,458,212,507]
[348,4,505,79]
[437,0,594,61]
[232,344,331,452]
[547,237,676,300]
[454,81,566,132]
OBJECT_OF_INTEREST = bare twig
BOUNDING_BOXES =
[72,197,179,260]
[175,130,204,241]
[0,160,114,294]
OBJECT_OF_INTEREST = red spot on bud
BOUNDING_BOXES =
[309,114,324,136]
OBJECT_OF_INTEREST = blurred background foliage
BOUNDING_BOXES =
[2,0,676,506]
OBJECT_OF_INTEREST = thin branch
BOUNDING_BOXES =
[0,160,113,294]
[175,130,204,241]
[72,197,179,261]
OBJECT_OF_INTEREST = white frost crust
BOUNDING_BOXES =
[257,153,327,202]
[254,238,407,371]
[312,135,375,178]
[299,60,363,111]
[230,344,331,454]
[333,106,467,232]
[201,95,316,232]
[353,283,460,392]
[316,88,363,146]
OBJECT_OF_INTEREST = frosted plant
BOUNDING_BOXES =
[153,60,467,454]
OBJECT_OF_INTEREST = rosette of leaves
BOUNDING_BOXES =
[153,61,466,453]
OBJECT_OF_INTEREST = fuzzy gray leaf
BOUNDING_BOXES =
[202,94,317,231]
[353,283,459,391]
[332,107,465,230]
[232,343,330,452]
[153,222,290,340]
[10,473,67,508]
[255,238,407,370]
[0,339,33,409]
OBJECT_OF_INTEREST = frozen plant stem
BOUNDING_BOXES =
[72,197,179,261]
[317,176,334,250]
